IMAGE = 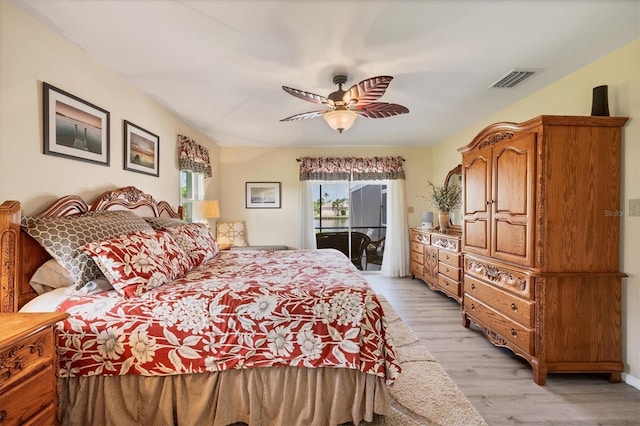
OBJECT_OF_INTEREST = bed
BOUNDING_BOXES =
[0,186,399,426]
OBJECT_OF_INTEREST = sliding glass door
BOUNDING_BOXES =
[313,181,387,270]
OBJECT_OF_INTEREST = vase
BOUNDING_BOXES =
[591,85,610,116]
[438,211,450,231]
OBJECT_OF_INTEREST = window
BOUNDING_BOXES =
[180,170,205,222]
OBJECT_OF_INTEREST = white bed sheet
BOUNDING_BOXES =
[19,287,70,312]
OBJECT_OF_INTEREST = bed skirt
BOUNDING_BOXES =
[60,367,391,426]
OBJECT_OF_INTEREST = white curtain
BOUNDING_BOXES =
[297,180,317,249]
[381,179,410,277]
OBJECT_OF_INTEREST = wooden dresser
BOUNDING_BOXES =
[410,228,462,303]
[0,312,68,425]
[458,115,628,385]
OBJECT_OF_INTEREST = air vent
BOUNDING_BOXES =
[491,70,536,88]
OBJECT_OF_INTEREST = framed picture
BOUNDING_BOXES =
[43,82,110,165]
[123,120,160,176]
[246,182,281,209]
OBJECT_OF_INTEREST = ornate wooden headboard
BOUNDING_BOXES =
[0,186,182,312]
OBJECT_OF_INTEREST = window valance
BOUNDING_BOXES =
[178,135,212,177]
[298,156,405,181]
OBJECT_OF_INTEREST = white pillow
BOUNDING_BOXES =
[19,287,69,312]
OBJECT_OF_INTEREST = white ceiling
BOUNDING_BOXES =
[14,0,640,147]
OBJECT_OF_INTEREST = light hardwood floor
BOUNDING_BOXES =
[364,273,640,426]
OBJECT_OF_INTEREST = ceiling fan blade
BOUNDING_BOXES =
[345,76,393,105]
[280,110,328,121]
[354,102,409,119]
[282,86,329,105]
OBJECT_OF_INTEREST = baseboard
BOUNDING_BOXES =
[622,372,640,390]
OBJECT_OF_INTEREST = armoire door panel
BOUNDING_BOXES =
[494,148,529,215]
[463,153,490,216]
[463,219,488,256]
[491,133,536,266]
[494,220,528,258]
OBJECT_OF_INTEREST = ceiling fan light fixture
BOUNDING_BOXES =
[323,109,357,133]
[281,74,408,132]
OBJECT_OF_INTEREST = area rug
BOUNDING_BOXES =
[364,297,488,426]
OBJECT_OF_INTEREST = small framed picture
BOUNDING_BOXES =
[43,82,110,165]
[123,120,159,177]
[246,182,281,209]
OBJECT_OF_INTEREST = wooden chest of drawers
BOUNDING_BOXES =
[410,228,462,303]
[0,312,68,426]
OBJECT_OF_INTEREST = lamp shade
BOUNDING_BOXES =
[192,200,220,220]
[323,109,357,133]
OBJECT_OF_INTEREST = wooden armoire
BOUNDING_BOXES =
[458,115,628,385]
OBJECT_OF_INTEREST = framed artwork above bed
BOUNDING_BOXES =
[43,82,110,166]
[123,120,159,176]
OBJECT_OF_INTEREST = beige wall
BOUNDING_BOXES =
[433,39,640,387]
[0,1,220,214]
[218,146,434,248]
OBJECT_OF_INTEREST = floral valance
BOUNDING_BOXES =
[178,135,212,177]
[298,156,405,181]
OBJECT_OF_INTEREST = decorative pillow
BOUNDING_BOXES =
[143,216,187,230]
[165,223,220,268]
[81,229,192,298]
[215,220,248,248]
[22,210,154,289]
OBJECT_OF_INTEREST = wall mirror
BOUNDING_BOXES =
[444,164,462,232]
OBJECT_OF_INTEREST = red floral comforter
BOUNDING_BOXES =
[56,249,401,384]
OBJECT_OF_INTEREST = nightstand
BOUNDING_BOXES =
[0,312,68,426]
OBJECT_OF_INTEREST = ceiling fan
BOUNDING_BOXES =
[280,74,409,133]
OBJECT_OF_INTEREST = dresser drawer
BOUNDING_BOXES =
[411,250,425,265]
[431,234,460,252]
[0,365,55,426]
[411,262,425,278]
[439,262,460,281]
[411,230,430,245]
[410,241,425,255]
[465,275,533,327]
[464,256,533,299]
[0,328,55,391]
[438,250,460,268]
[438,274,460,298]
[464,294,533,353]
[21,404,57,426]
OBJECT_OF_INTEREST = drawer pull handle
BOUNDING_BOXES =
[446,255,450,260]
[511,303,517,311]
[470,304,475,311]
[511,329,518,337]
[0,410,6,423]
[445,281,449,286]
[470,283,476,290]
